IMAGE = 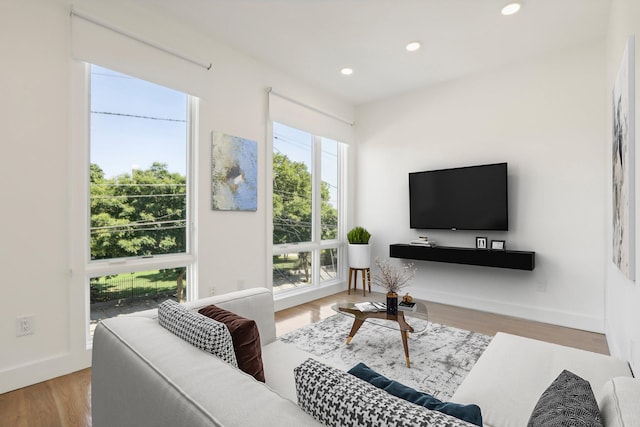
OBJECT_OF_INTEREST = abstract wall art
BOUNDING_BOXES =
[612,37,635,281]
[211,131,257,211]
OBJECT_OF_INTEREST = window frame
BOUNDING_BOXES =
[271,123,347,294]
[74,62,198,345]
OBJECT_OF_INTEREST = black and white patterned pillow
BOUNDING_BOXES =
[528,370,603,427]
[158,300,238,367]
[294,358,475,427]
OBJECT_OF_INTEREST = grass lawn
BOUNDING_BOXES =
[273,253,301,270]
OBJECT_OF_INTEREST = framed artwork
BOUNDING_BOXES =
[491,240,505,250]
[475,237,487,249]
[211,131,258,211]
[612,36,635,280]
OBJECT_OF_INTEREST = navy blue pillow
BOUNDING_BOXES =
[347,362,483,426]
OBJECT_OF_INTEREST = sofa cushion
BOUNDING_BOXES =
[347,362,482,426]
[261,340,347,402]
[599,377,640,427]
[294,358,476,427]
[198,304,265,382]
[527,370,602,427]
[451,333,632,427]
[158,300,237,367]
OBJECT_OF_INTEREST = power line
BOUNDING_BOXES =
[90,224,186,235]
[92,183,186,187]
[92,194,185,199]
[91,110,186,123]
[274,134,338,158]
[91,219,186,233]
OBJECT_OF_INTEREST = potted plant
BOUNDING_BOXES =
[371,258,417,315]
[347,226,372,269]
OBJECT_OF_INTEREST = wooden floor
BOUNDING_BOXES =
[0,290,609,427]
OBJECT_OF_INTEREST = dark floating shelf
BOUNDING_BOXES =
[389,244,535,271]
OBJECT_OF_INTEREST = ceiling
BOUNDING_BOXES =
[132,0,611,105]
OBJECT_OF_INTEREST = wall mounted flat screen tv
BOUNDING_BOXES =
[409,162,508,231]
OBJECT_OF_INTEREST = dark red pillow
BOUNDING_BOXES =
[198,305,265,382]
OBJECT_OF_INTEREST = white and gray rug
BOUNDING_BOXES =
[279,314,492,400]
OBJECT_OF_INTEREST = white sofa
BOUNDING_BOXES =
[92,287,325,427]
[451,332,635,427]
[92,287,638,427]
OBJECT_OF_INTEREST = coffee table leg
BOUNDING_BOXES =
[401,330,411,368]
[346,318,365,345]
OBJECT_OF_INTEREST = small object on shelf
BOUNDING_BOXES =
[410,239,437,247]
[476,237,488,249]
[354,302,385,312]
[491,240,506,250]
[371,302,387,311]
[399,301,417,311]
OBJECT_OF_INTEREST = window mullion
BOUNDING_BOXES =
[311,135,322,245]
[312,135,323,286]
[186,95,198,300]
[338,143,347,281]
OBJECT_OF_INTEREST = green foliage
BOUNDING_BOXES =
[347,226,371,244]
[272,153,338,244]
[90,162,186,260]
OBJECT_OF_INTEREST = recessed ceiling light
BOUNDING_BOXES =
[341,67,353,76]
[501,2,521,15]
[406,41,421,52]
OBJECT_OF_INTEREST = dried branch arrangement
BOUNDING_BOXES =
[371,258,417,294]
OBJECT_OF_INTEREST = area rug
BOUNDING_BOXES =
[279,314,492,400]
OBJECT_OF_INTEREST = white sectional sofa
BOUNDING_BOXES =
[92,287,325,427]
[451,332,635,427]
[91,287,638,427]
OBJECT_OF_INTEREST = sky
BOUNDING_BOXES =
[90,65,339,207]
[90,65,187,179]
[273,121,339,208]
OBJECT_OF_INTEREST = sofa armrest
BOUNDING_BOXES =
[452,332,633,427]
[133,287,277,344]
[92,316,319,427]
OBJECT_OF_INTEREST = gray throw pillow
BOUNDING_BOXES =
[158,300,238,367]
[528,370,603,427]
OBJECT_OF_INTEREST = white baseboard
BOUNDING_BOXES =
[0,350,91,394]
[274,282,346,312]
[409,288,605,334]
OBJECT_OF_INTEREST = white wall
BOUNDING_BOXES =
[355,42,606,332]
[0,0,353,393]
[605,0,640,374]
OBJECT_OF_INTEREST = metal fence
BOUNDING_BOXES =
[90,275,176,303]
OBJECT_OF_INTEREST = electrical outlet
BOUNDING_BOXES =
[209,286,216,296]
[16,316,34,337]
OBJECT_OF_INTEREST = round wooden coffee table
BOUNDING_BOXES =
[331,301,429,368]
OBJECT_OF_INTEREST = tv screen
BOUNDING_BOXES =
[409,163,508,231]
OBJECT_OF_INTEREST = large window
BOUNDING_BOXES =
[87,65,195,333]
[272,122,344,293]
